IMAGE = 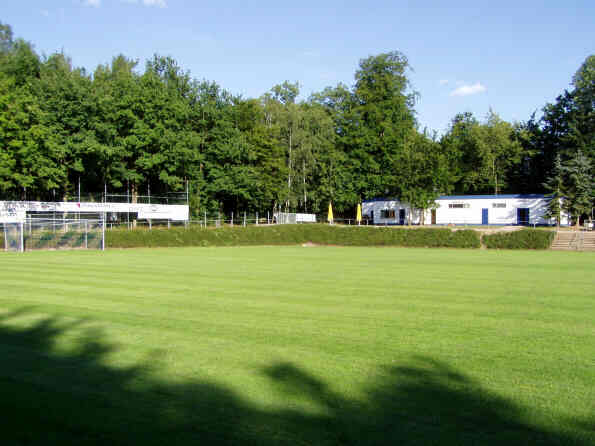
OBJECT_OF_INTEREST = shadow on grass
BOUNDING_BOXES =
[0,308,591,445]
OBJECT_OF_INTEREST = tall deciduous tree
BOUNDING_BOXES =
[348,51,417,200]
[398,129,451,224]
[472,111,523,195]
[440,112,480,193]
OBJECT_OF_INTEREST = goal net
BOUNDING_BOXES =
[3,219,104,252]
[273,213,317,224]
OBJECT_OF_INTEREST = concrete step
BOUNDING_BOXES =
[552,231,595,251]
[552,232,578,250]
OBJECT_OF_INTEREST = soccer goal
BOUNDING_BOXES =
[2,218,105,252]
[273,212,317,224]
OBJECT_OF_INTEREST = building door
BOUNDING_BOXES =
[399,209,406,225]
[482,208,489,225]
[517,208,529,225]
[431,209,436,225]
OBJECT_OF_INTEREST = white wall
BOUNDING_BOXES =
[0,201,190,221]
[362,200,422,225]
[434,197,568,225]
[363,196,569,226]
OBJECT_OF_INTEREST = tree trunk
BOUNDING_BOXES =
[302,160,307,212]
[493,159,499,195]
[287,129,292,210]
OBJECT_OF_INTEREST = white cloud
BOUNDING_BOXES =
[439,79,449,85]
[123,0,167,6]
[83,0,101,7]
[143,0,167,6]
[39,9,50,16]
[450,82,487,97]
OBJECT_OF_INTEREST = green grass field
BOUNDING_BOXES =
[1,247,593,445]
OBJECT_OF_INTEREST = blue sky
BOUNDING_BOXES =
[3,1,594,133]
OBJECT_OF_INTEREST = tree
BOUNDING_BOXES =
[348,51,417,200]
[563,150,593,228]
[440,111,522,195]
[542,154,564,226]
[397,129,451,225]
[472,111,523,195]
[0,21,14,54]
[309,84,356,212]
[567,56,594,168]
[530,55,594,191]
[439,112,480,194]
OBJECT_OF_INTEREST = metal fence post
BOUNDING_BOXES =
[256,212,259,226]
[85,219,88,249]
[231,212,234,227]
[102,213,106,251]
[204,211,207,228]
[19,221,24,253]
[243,212,246,227]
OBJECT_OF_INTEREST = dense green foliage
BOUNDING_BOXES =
[542,154,565,226]
[562,150,594,226]
[106,224,480,249]
[0,21,593,220]
[1,247,594,445]
[517,56,594,209]
[483,229,555,250]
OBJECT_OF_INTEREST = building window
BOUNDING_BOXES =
[381,209,395,218]
[448,203,470,209]
[492,203,506,208]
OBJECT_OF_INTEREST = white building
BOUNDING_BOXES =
[0,200,189,222]
[362,194,570,226]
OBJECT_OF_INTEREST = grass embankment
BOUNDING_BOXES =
[0,247,593,445]
[107,224,481,248]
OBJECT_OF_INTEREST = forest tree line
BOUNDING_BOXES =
[0,22,593,218]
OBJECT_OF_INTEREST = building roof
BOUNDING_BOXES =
[437,194,546,200]
[363,194,547,203]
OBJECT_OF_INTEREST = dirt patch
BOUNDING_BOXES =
[471,226,524,235]
[301,242,319,247]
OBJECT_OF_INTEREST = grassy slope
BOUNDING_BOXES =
[0,247,593,445]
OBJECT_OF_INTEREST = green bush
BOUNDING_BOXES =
[106,224,481,249]
[483,229,555,250]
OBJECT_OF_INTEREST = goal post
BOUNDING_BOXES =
[3,222,24,252]
[273,212,317,224]
[2,219,105,252]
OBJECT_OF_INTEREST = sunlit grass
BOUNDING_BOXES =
[0,247,593,445]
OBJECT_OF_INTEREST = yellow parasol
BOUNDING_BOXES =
[327,202,334,224]
[356,203,362,225]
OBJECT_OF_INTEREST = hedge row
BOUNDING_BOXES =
[1,225,555,250]
[483,229,555,250]
[106,224,482,249]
